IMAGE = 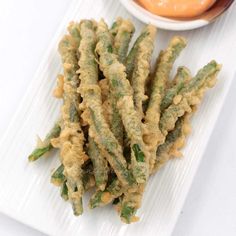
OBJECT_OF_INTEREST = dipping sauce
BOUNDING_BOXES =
[136,0,217,18]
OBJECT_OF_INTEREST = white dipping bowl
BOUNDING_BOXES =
[119,0,233,31]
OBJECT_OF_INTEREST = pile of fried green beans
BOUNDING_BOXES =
[28,18,221,223]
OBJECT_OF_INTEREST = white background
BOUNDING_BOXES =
[0,0,235,235]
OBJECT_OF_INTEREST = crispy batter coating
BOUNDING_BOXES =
[29,19,221,224]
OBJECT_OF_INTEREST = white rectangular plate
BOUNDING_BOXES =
[0,1,236,236]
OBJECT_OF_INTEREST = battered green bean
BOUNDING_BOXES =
[113,19,135,64]
[153,112,192,174]
[80,161,95,191]
[89,136,143,209]
[88,136,108,191]
[155,116,185,171]
[61,181,69,201]
[110,20,134,145]
[160,61,221,136]
[58,22,87,216]
[51,164,65,186]
[168,114,191,157]
[160,66,191,111]
[182,61,220,94]
[96,19,149,184]
[82,170,95,191]
[28,122,61,162]
[88,131,131,208]
[90,109,188,209]
[109,19,134,146]
[78,20,134,187]
[67,21,81,45]
[144,36,187,170]
[96,19,151,223]
[121,114,189,223]
[130,25,156,117]
[52,163,95,201]
[110,17,123,38]
[109,96,124,145]
[88,109,134,186]
[89,178,123,208]
[51,165,69,201]
[119,37,187,221]
[29,19,222,224]
[126,26,154,80]
[120,184,143,223]
[158,62,220,170]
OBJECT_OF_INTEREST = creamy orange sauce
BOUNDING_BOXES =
[137,0,216,18]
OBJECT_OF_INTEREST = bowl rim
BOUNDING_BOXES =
[119,0,211,31]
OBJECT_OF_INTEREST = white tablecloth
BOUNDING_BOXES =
[0,0,235,235]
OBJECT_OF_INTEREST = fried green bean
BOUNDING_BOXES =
[51,164,65,186]
[160,61,221,136]
[96,20,151,223]
[99,17,123,129]
[160,66,191,111]
[96,19,149,184]
[119,38,187,222]
[155,116,185,171]
[57,22,87,216]
[130,25,156,117]
[88,109,134,186]
[120,184,143,223]
[28,122,61,162]
[90,111,189,209]
[182,61,220,94]
[121,115,188,223]
[88,136,108,191]
[126,26,154,80]
[106,19,126,143]
[113,19,135,64]
[67,21,81,45]
[168,114,191,157]
[61,181,69,201]
[50,165,69,201]
[88,133,133,209]
[110,20,134,145]
[158,62,220,164]
[60,176,93,201]
[109,19,134,145]
[52,163,95,201]
[153,112,192,174]
[109,97,124,145]
[78,20,134,187]
[89,178,123,208]
[144,36,187,170]
[82,171,95,191]
[110,17,123,38]
[29,19,222,224]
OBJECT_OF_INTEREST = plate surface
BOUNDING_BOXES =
[0,1,236,236]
